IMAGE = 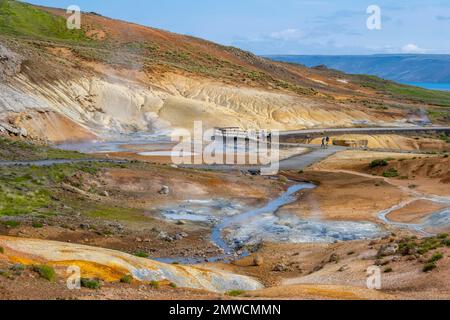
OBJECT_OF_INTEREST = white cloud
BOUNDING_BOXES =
[269,29,304,41]
[401,43,427,54]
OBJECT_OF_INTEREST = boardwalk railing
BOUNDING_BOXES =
[214,127,273,141]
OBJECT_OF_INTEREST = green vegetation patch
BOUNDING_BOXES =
[428,252,444,263]
[149,280,160,289]
[226,290,245,297]
[0,0,89,43]
[370,159,389,168]
[383,267,393,273]
[134,251,149,258]
[120,274,133,284]
[354,75,450,107]
[398,235,448,273]
[0,137,87,161]
[423,262,437,273]
[81,278,101,289]
[32,264,56,282]
[382,168,399,178]
[2,220,21,227]
[0,161,123,217]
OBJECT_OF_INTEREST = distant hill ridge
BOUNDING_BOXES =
[0,0,449,143]
[266,55,450,83]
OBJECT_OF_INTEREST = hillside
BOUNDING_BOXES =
[267,54,450,84]
[0,0,449,142]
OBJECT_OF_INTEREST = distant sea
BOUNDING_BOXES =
[401,82,450,92]
[264,55,450,92]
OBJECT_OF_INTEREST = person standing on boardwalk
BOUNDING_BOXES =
[321,137,326,148]
[326,136,330,148]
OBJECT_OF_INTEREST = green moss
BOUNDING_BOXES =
[32,264,56,282]
[150,280,160,289]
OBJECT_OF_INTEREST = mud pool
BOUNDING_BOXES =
[157,183,385,264]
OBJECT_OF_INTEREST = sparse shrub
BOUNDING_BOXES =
[150,280,160,289]
[120,274,133,284]
[32,222,44,228]
[10,264,25,275]
[0,246,3,254]
[3,221,21,228]
[226,290,245,297]
[370,159,388,168]
[437,233,449,239]
[169,282,177,288]
[0,269,12,279]
[81,278,101,289]
[383,168,399,178]
[134,251,148,258]
[279,176,288,184]
[32,265,56,282]
[384,267,393,273]
[428,252,443,263]
[423,262,437,273]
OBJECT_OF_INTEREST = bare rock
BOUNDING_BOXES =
[157,231,173,242]
[159,186,170,195]
[253,255,264,266]
[328,253,340,263]
[272,263,290,272]
[377,244,399,258]
[338,265,350,272]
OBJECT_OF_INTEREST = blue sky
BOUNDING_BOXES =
[25,0,450,55]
